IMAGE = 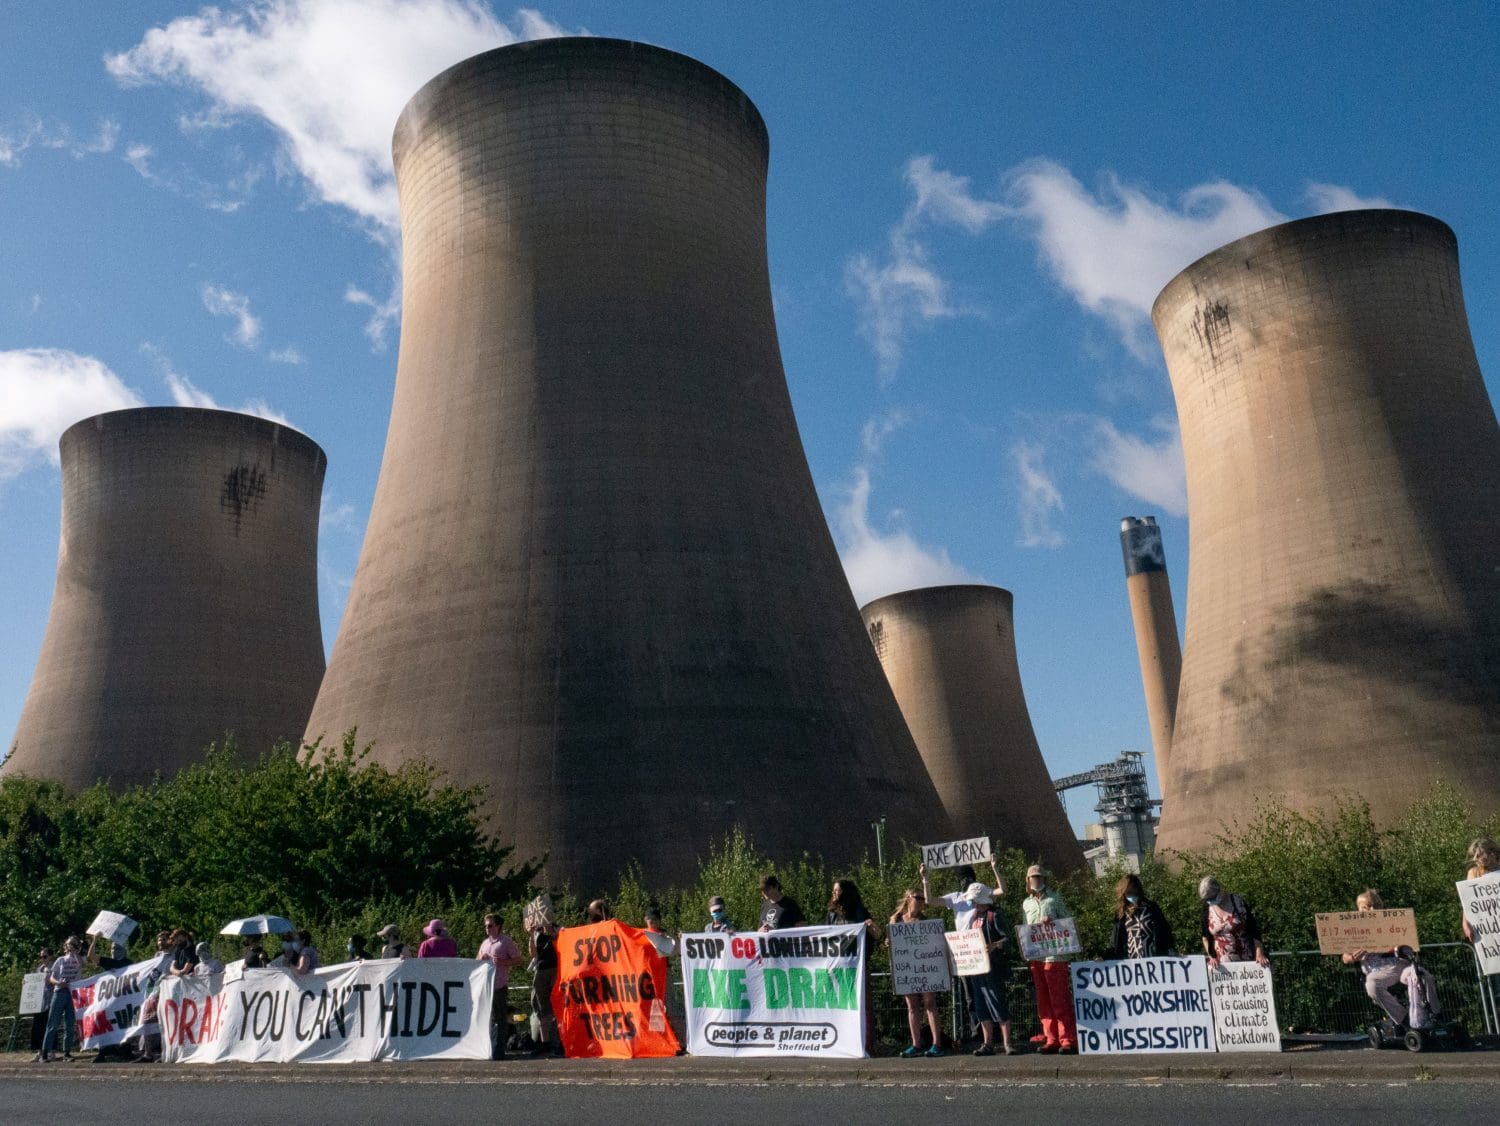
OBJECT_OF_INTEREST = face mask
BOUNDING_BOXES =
[282,942,294,953]
[347,944,357,955]
[291,942,303,953]
[1126,895,1140,905]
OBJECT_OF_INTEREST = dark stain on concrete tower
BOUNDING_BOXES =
[1119,516,1182,797]
[4,408,327,788]
[1152,210,1500,854]
[303,38,951,887]
[860,586,1085,869]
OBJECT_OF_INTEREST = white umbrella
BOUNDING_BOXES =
[219,915,296,936]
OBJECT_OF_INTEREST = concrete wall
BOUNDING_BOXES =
[860,585,1085,870]
[1153,210,1500,853]
[4,407,326,788]
[305,38,950,888]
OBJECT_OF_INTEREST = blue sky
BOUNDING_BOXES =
[3,2,1497,832]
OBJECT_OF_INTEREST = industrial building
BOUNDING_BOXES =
[1118,516,1182,798]
[4,408,326,788]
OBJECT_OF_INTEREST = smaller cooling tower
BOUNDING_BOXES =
[861,586,1085,869]
[4,408,326,788]
[1119,516,1182,796]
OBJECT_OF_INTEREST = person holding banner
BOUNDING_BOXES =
[965,885,1018,1056]
[35,936,84,1062]
[1022,865,1077,1054]
[1110,874,1176,960]
[1463,838,1499,944]
[1198,877,1269,969]
[828,879,880,1053]
[479,912,524,1059]
[890,888,945,1057]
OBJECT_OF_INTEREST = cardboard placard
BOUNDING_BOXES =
[944,930,991,977]
[1314,908,1419,955]
[1457,871,1500,974]
[1016,917,1081,960]
[888,919,951,995]
[921,837,992,869]
[87,910,138,943]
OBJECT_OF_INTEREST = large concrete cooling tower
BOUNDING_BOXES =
[1119,516,1182,796]
[4,408,326,788]
[304,38,951,887]
[860,586,1085,869]
[1153,210,1500,854]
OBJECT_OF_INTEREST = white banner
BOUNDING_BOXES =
[1016,917,1081,960]
[70,954,171,1048]
[945,930,990,977]
[87,910,138,943]
[1209,961,1281,1052]
[921,837,992,869]
[19,972,46,1015]
[1458,871,1500,975]
[681,926,866,1058]
[161,958,493,1064]
[889,919,951,995]
[1072,956,1217,1054]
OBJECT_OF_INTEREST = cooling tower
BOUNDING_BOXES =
[4,407,326,788]
[304,38,951,887]
[860,586,1085,869]
[1153,210,1500,854]
[1119,516,1182,795]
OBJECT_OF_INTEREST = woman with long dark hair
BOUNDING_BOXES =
[828,878,881,1055]
[1110,874,1175,959]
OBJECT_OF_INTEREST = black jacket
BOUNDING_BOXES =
[1111,898,1175,959]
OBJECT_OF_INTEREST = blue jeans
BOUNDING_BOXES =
[41,986,76,1056]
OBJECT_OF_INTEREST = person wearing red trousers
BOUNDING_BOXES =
[1021,864,1077,1053]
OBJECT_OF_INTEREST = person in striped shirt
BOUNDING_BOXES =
[35,936,83,1062]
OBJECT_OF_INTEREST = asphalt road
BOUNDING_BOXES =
[7,1076,1496,1124]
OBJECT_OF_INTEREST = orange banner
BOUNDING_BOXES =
[552,920,680,1059]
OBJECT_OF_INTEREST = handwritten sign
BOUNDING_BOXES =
[944,930,990,977]
[1314,908,1419,955]
[921,837,992,869]
[1458,871,1500,974]
[888,919,951,995]
[19,972,47,1015]
[1016,917,1081,960]
[87,910,138,943]
[1209,961,1281,1052]
[1072,956,1217,1054]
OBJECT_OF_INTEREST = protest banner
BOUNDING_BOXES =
[1072,956,1217,1054]
[944,930,990,977]
[1209,961,1281,1052]
[1016,917,1081,960]
[1457,871,1500,974]
[19,972,46,1015]
[160,958,492,1063]
[69,954,171,1049]
[921,836,992,869]
[889,919,951,995]
[1314,908,1420,955]
[682,924,866,1058]
[87,910,138,943]
[552,920,679,1059]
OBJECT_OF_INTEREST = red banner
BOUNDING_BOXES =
[552,920,680,1059]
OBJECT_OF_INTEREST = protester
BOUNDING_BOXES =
[964,883,1018,1056]
[87,933,130,970]
[1199,876,1269,968]
[292,931,320,976]
[1022,864,1077,1053]
[706,895,735,933]
[243,938,268,968]
[1463,838,1500,943]
[271,935,297,968]
[29,947,53,1054]
[347,935,373,961]
[890,887,945,1057]
[643,905,677,957]
[1110,874,1176,959]
[194,941,225,976]
[921,859,1002,1046]
[585,899,612,924]
[418,919,458,958]
[35,936,84,1062]
[528,909,562,1055]
[758,875,806,931]
[376,924,409,959]
[479,912,524,1059]
[1339,889,1408,1025]
[167,928,199,977]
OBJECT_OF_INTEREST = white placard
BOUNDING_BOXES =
[1209,961,1281,1052]
[19,972,47,1015]
[944,930,990,977]
[921,837,993,869]
[1016,917,1082,960]
[1458,871,1500,975]
[680,926,866,1057]
[888,919,951,995]
[87,910,138,943]
[1072,956,1217,1054]
[160,958,493,1063]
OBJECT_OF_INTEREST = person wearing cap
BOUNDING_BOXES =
[921,857,1004,1047]
[418,919,459,958]
[1022,863,1077,1054]
[194,942,225,976]
[376,924,409,959]
[706,896,735,933]
[964,883,1018,1056]
[478,913,524,1059]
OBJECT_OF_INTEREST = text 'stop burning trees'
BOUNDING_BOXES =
[304,38,951,886]
[861,586,1085,869]
[5,408,326,788]
[1153,210,1500,854]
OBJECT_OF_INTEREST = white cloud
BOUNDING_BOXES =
[200,283,262,348]
[123,142,155,178]
[146,343,294,428]
[0,117,119,167]
[107,1,575,234]
[1089,417,1187,517]
[268,345,304,365]
[1304,182,1396,213]
[836,466,981,607]
[345,282,402,351]
[319,493,358,534]
[0,349,144,477]
[1013,440,1064,549]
